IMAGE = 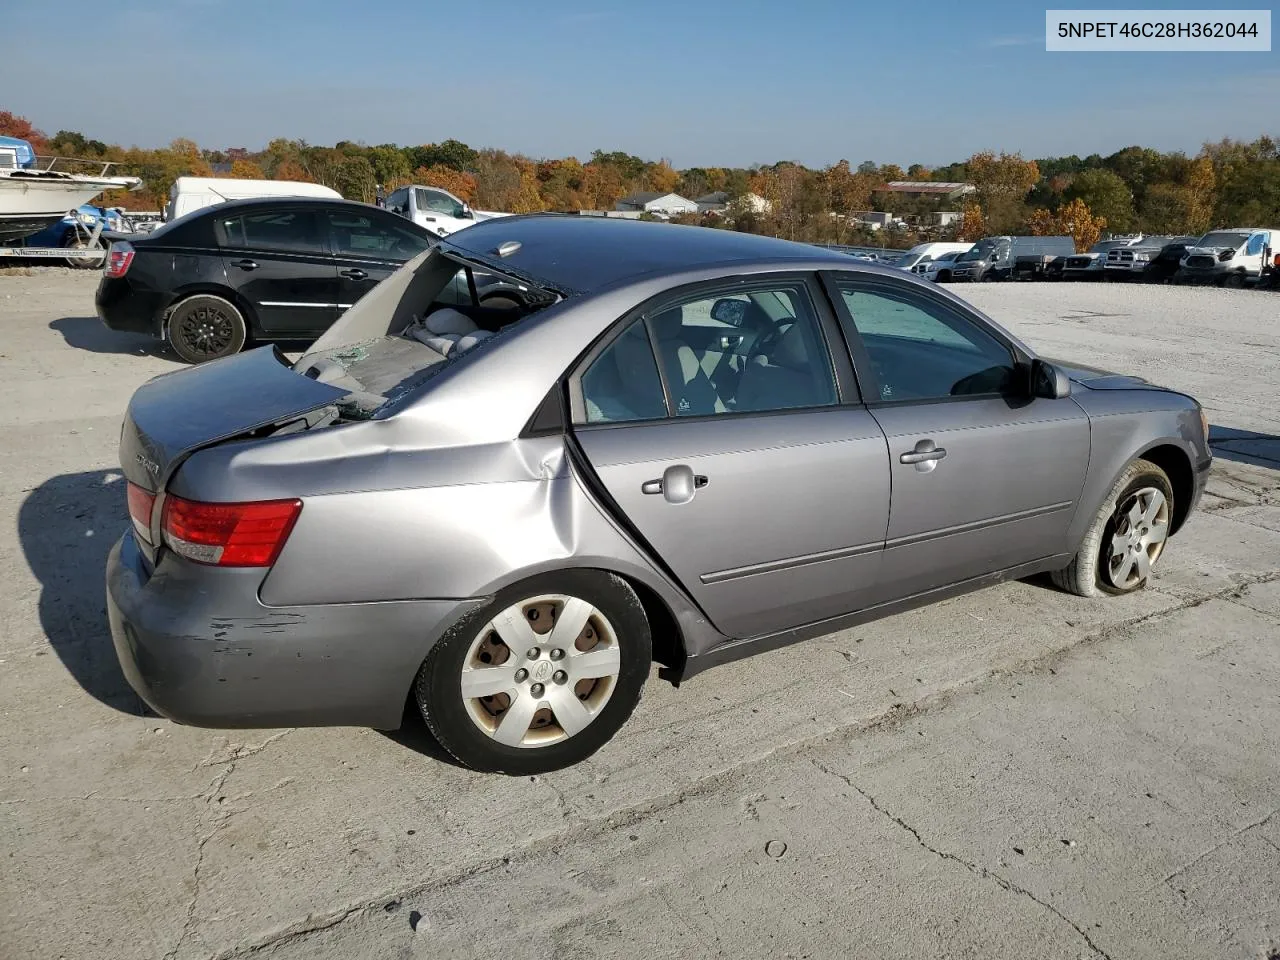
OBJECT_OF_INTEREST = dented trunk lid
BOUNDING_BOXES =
[119,345,349,496]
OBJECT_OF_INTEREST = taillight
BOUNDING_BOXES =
[161,496,302,567]
[126,482,156,544]
[105,241,134,277]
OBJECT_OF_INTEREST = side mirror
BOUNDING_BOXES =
[1032,359,1070,400]
[461,206,474,219]
[709,298,747,326]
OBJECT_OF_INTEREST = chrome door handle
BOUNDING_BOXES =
[642,466,707,503]
[339,268,368,281]
[900,449,946,464]
[232,259,258,271]
[900,439,946,472]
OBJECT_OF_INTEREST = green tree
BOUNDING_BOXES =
[1064,169,1135,233]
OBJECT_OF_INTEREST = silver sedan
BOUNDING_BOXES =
[106,215,1212,773]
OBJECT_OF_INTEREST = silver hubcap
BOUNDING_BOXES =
[460,594,621,748]
[1106,487,1170,589]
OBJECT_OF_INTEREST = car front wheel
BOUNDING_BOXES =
[1053,458,1174,598]
[415,570,652,774]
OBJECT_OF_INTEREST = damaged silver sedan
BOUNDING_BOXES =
[107,216,1212,774]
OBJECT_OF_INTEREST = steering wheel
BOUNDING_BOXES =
[748,317,795,362]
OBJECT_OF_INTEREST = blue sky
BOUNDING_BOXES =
[3,0,1276,166]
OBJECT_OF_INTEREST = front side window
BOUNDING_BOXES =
[224,210,323,254]
[417,188,464,218]
[1246,234,1265,256]
[325,212,431,260]
[835,282,1017,402]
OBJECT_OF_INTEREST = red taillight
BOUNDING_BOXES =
[161,495,302,567]
[105,242,134,278]
[126,482,156,544]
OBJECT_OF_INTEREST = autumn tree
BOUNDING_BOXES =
[0,110,48,153]
[413,164,477,202]
[227,159,266,179]
[957,201,987,241]
[1028,198,1105,252]
[966,151,1039,232]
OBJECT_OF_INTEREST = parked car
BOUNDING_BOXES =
[953,235,1075,281]
[96,197,529,364]
[896,242,973,272]
[384,184,509,237]
[1102,236,1194,280]
[912,249,967,282]
[1179,228,1278,287]
[1061,238,1145,280]
[105,215,1211,774]
[165,176,342,222]
[21,203,127,268]
[1139,239,1198,284]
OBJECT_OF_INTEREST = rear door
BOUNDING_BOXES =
[824,272,1090,600]
[571,274,891,640]
[320,207,434,313]
[217,206,338,336]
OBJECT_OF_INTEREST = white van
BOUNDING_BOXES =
[896,242,974,271]
[165,177,342,221]
[1179,228,1279,286]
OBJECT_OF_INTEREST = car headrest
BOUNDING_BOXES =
[424,308,478,336]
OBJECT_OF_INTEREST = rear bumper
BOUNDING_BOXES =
[106,530,483,729]
[95,277,168,336]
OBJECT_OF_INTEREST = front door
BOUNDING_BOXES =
[825,273,1090,600]
[413,187,471,236]
[217,207,338,336]
[320,208,435,314]
[572,276,890,640]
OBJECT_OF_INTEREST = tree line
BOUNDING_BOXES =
[3,110,1276,251]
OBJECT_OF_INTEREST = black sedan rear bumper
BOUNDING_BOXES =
[95,276,168,336]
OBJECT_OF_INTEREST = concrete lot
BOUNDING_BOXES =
[2,273,1278,960]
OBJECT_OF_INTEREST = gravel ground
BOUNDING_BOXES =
[2,272,1278,960]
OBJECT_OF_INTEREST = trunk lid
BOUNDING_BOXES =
[119,345,349,495]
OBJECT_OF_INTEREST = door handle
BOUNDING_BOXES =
[900,439,947,472]
[339,268,369,281]
[642,465,708,504]
[232,259,258,271]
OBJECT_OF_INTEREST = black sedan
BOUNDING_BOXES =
[96,197,526,363]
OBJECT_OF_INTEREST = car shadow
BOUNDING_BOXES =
[50,316,174,359]
[18,469,150,716]
[379,697,468,769]
[1209,426,1280,470]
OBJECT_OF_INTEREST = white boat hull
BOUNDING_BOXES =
[0,172,141,242]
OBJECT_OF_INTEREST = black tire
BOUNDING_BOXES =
[1222,272,1245,289]
[1052,458,1174,598]
[166,294,247,364]
[415,570,652,775]
[478,294,522,315]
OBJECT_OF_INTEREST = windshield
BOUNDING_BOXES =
[899,253,925,268]
[1196,232,1249,248]
[957,242,995,262]
[1089,240,1127,253]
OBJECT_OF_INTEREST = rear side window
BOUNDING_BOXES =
[325,211,431,261]
[220,210,323,254]
[580,320,668,423]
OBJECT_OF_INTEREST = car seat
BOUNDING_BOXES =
[648,309,727,416]
[405,307,494,357]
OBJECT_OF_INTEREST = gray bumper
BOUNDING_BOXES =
[106,531,482,729]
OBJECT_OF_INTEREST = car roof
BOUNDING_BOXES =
[186,196,386,215]
[440,214,864,295]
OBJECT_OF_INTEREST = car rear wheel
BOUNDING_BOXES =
[1052,458,1174,598]
[166,295,247,364]
[415,570,652,774]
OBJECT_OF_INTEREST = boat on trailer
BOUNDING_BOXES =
[0,137,142,243]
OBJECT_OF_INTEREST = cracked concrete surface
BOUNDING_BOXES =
[2,276,1279,959]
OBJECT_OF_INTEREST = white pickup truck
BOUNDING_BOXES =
[384,185,509,237]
